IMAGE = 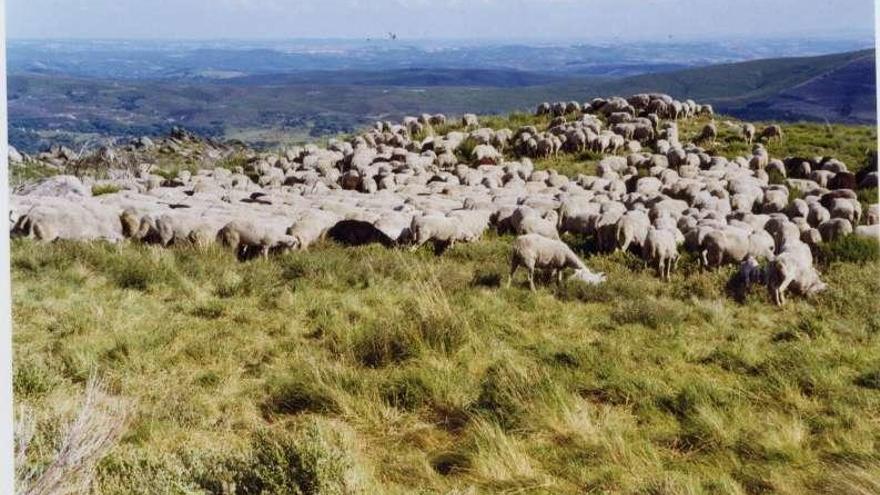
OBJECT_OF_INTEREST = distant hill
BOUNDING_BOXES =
[7,49,876,152]
[589,49,876,124]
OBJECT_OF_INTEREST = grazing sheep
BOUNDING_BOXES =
[702,228,775,268]
[217,220,298,259]
[697,122,717,144]
[409,214,473,252]
[462,113,479,129]
[644,227,679,280]
[508,234,605,291]
[767,240,825,305]
[818,218,853,242]
[760,124,784,142]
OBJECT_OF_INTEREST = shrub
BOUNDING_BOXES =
[16,377,129,495]
[232,421,364,495]
[817,235,880,264]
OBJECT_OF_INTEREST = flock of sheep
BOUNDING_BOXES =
[9,92,879,305]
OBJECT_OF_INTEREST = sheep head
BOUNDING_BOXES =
[570,268,606,285]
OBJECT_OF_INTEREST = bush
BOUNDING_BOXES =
[231,422,364,495]
[817,235,880,264]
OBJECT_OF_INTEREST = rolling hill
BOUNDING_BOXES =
[588,49,877,124]
[7,49,876,152]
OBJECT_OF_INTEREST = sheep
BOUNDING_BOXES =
[409,214,473,252]
[741,123,756,145]
[462,113,479,129]
[818,218,853,242]
[615,210,651,253]
[760,124,784,142]
[508,234,605,291]
[516,210,560,240]
[696,122,717,144]
[767,240,825,305]
[217,220,298,259]
[643,227,679,280]
[702,228,775,268]
[867,204,879,225]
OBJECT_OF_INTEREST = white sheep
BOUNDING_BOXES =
[767,240,825,306]
[508,234,605,291]
[643,227,679,280]
[217,220,298,259]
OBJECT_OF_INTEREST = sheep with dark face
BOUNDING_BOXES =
[508,234,605,291]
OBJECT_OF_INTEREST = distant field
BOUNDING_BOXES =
[8,49,876,153]
[11,116,880,494]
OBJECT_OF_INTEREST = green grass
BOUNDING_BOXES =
[91,183,123,196]
[12,234,880,494]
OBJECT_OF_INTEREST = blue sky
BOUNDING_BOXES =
[6,0,876,41]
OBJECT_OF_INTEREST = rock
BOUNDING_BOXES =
[8,145,23,164]
[15,175,91,197]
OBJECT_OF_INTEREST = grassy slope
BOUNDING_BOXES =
[12,117,880,494]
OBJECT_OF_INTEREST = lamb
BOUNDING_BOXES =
[217,219,298,259]
[643,227,679,280]
[767,240,826,305]
[508,234,605,291]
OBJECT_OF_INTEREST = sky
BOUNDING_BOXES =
[6,0,876,41]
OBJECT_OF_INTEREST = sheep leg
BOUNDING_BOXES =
[409,237,425,252]
[508,258,520,288]
[261,245,269,260]
[527,268,536,292]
